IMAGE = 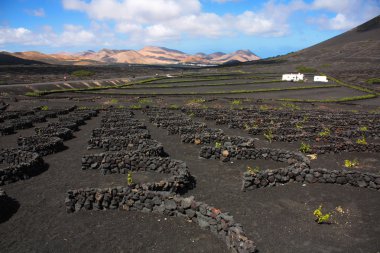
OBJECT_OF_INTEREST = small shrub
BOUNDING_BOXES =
[244,123,258,130]
[356,136,367,145]
[231,100,242,105]
[344,158,359,168]
[247,166,260,175]
[300,142,311,153]
[264,129,273,143]
[138,98,152,104]
[281,102,300,110]
[188,98,206,104]
[127,171,133,185]
[295,122,303,130]
[109,98,119,104]
[215,142,222,148]
[359,126,368,132]
[259,105,270,111]
[40,105,49,111]
[129,104,142,109]
[313,205,331,224]
[168,104,180,110]
[318,128,331,137]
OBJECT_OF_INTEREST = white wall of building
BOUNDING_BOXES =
[314,76,328,82]
[282,73,304,82]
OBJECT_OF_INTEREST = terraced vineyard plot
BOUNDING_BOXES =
[188,86,370,100]
[1,65,379,253]
[0,100,379,253]
[136,107,380,253]
[91,82,339,96]
[1,13,380,252]
[124,78,282,88]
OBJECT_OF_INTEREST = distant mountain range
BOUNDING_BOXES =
[0,46,260,66]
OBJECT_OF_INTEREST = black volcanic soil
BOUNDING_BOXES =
[0,98,379,253]
[135,111,380,253]
[77,86,367,102]
[0,112,228,253]
[104,81,333,94]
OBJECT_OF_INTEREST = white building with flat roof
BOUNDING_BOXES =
[282,73,304,82]
[314,76,328,82]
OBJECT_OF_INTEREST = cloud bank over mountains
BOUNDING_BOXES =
[0,0,379,53]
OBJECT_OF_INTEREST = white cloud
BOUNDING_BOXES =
[63,0,201,23]
[234,0,307,36]
[168,13,227,38]
[312,0,352,12]
[310,0,380,30]
[0,25,106,47]
[26,8,45,17]
[0,27,33,45]
[235,11,283,36]
[61,25,96,45]
[4,0,378,49]
[116,23,142,34]
[145,24,180,42]
[62,0,298,43]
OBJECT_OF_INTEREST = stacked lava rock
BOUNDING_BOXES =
[0,149,44,185]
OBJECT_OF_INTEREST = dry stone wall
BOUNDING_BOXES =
[0,149,44,185]
[17,136,65,156]
[242,167,380,191]
[66,187,256,253]
[88,137,166,154]
[35,127,73,140]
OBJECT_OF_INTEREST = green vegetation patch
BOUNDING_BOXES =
[168,104,180,110]
[323,74,376,94]
[278,94,377,103]
[122,79,283,90]
[71,70,95,77]
[138,98,152,104]
[80,84,340,96]
[366,78,380,85]
[296,66,317,73]
[129,104,142,110]
[187,98,206,104]
[281,102,300,110]
[319,64,331,68]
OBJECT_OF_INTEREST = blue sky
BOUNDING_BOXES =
[0,0,379,57]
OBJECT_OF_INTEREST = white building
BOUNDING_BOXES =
[314,76,328,82]
[282,73,304,82]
